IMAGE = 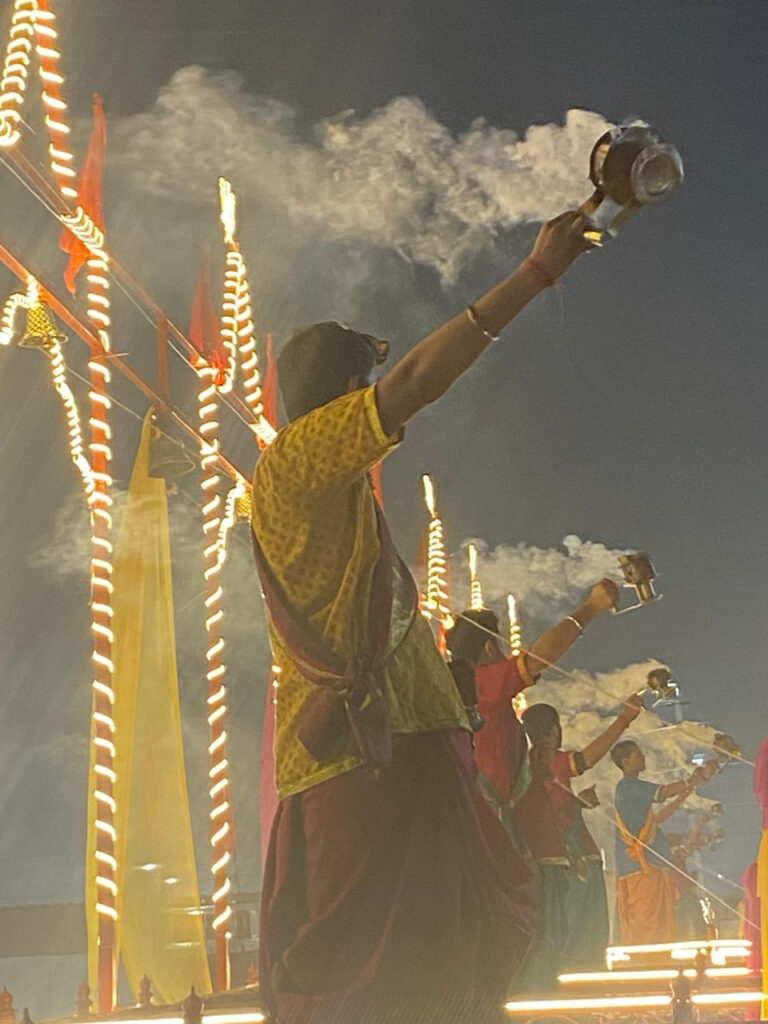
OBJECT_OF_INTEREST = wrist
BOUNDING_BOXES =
[571,602,598,629]
[522,256,557,289]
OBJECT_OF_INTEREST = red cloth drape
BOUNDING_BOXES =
[263,333,279,430]
[59,95,106,295]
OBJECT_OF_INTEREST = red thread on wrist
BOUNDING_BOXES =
[523,257,557,289]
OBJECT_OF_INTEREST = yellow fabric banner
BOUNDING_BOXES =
[86,412,211,1002]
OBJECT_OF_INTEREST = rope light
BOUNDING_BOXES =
[217,177,275,447]
[421,474,453,630]
[468,542,483,611]
[197,359,233,992]
[0,1,119,1006]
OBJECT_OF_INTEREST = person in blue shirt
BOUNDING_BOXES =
[611,739,717,943]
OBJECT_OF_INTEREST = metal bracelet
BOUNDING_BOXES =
[564,615,584,636]
[466,304,499,342]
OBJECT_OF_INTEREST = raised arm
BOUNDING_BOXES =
[656,760,719,804]
[524,579,619,678]
[581,692,644,769]
[376,212,594,436]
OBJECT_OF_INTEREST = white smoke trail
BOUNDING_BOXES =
[451,534,629,618]
[113,66,611,282]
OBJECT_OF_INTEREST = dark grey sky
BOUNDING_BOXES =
[1,0,767,925]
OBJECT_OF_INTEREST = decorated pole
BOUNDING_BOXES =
[467,542,484,611]
[507,594,522,657]
[196,351,234,991]
[218,177,276,448]
[421,475,453,651]
[0,3,118,1007]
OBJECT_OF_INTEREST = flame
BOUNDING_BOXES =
[422,474,436,517]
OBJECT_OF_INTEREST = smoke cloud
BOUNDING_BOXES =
[113,66,610,282]
[451,534,629,620]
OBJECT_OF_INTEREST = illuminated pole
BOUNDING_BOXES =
[422,475,453,650]
[0,3,118,1008]
[218,177,275,448]
[197,357,234,991]
[507,594,522,657]
[468,542,484,611]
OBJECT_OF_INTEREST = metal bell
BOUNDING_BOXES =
[20,301,67,350]
[148,428,195,480]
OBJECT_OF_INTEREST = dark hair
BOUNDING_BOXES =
[611,738,639,769]
[444,608,500,667]
[521,703,560,743]
[277,321,387,422]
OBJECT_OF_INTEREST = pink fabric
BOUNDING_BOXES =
[259,729,536,1024]
[259,683,279,867]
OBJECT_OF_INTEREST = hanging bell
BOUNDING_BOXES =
[149,427,195,480]
[20,300,67,350]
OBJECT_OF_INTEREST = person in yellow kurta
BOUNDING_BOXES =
[252,211,597,1024]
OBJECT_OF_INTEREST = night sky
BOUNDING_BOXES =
[1,0,767,934]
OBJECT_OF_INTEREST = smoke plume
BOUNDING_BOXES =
[113,66,610,282]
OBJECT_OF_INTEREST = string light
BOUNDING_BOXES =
[468,542,483,611]
[506,593,522,656]
[0,0,36,148]
[197,358,233,991]
[0,1,120,1006]
[217,178,275,447]
[421,474,453,631]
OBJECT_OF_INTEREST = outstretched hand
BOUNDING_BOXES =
[529,211,598,281]
[588,578,620,614]
[619,691,645,724]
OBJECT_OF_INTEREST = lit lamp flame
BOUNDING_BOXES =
[219,176,236,246]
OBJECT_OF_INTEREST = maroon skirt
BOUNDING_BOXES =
[259,729,535,1024]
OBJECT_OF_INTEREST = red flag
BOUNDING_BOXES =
[59,94,106,295]
[262,333,279,430]
[189,253,229,385]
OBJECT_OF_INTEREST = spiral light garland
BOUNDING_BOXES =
[507,593,522,657]
[421,475,453,635]
[196,359,234,991]
[0,2,118,1007]
[468,542,484,611]
[218,178,276,448]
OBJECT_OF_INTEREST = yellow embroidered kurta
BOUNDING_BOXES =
[252,384,469,798]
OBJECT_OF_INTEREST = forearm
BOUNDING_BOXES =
[526,600,599,677]
[655,788,692,824]
[376,264,543,435]
[582,714,632,769]
[657,777,694,802]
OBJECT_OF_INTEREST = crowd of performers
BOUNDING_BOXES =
[445,598,721,993]
[249,212,732,1024]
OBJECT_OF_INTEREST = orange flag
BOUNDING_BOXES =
[59,94,106,295]
[262,332,279,430]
